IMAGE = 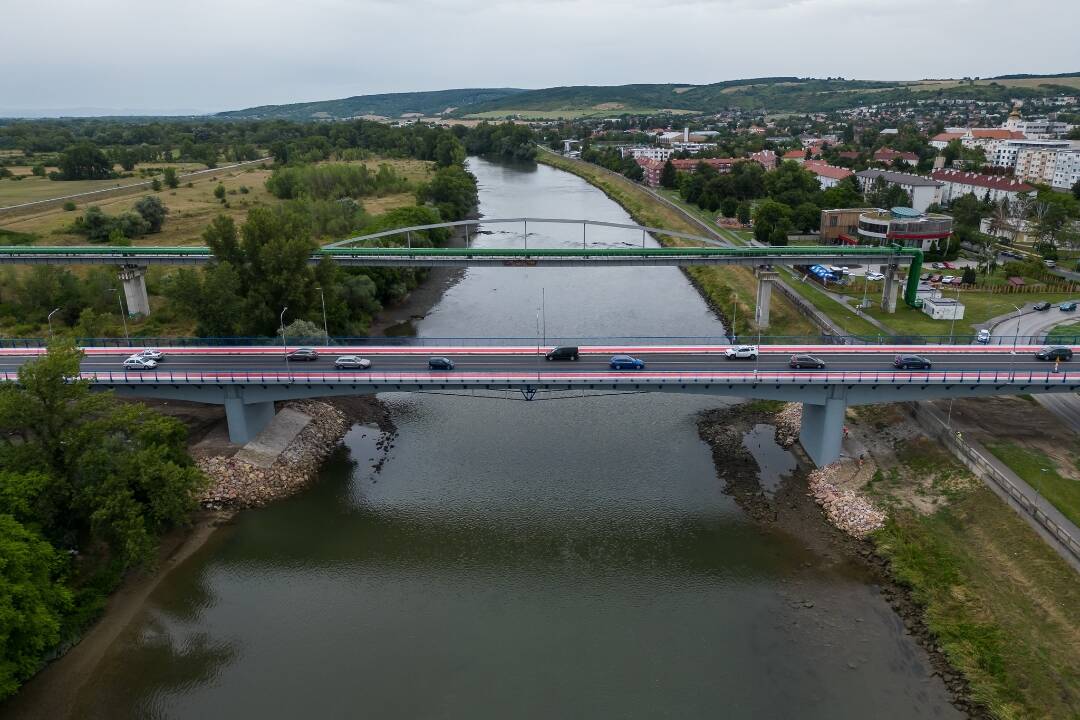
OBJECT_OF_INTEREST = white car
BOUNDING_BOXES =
[134,348,165,361]
[334,355,372,370]
[724,345,759,360]
[122,356,158,371]
[942,275,955,283]
[865,272,885,281]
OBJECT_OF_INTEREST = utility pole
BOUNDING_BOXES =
[948,284,961,344]
[316,286,328,346]
[1010,304,1022,379]
[108,289,129,344]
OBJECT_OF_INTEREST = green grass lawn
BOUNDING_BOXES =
[777,271,883,337]
[874,487,1080,718]
[862,290,1080,339]
[1047,320,1080,343]
[983,441,1080,528]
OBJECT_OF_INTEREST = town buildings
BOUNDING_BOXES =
[854,207,954,251]
[931,169,1034,204]
[873,148,918,166]
[854,169,944,212]
[803,160,854,189]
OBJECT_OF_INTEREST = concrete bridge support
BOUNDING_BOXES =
[223,387,275,445]
[799,389,847,466]
[118,266,150,316]
[880,264,899,314]
[754,267,778,328]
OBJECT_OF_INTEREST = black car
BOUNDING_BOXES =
[789,354,826,369]
[893,354,932,370]
[1034,346,1073,361]
[286,347,319,361]
[428,356,455,370]
[1033,302,1052,311]
[545,346,579,361]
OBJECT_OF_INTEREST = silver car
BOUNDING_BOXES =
[122,356,158,371]
[134,348,165,361]
[334,355,372,370]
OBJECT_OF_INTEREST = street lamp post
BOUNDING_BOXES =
[280,307,291,380]
[1010,304,1023,378]
[47,307,61,337]
[730,295,738,342]
[316,286,328,346]
[948,285,961,344]
[107,289,129,344]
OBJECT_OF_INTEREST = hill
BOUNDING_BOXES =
[215,88,528,120]
[215,75,1080,121]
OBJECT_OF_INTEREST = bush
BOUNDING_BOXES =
[163,167,179,189]
[62,201,76,211]
[133,196,168,233]
[30,164,46,177]
[150,178,162,192]
[213,183,226,200]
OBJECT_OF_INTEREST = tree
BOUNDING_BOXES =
[57,142,112,181]
[752,200,791,243]
[736,201,751,224]
[1073,179,1080,201]
[792,202,821,233]
[433,135,466,168]
[163,167,179,189]
[133,196,168,233]
[416,165,478,222]
[30,164,46,177]
[659,160,677,189]
[279,318,327,344]
[763,161,820,207]
[950,193,985,229]
[865,176,911,208]
[961,267,977,285]
[213,184,226,201]
[0,514,72,701]
[720,197,738,218]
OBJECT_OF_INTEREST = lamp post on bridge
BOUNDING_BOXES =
[280,306,291,381]
[316,286,328,347]
[47,307,61,337]
[1010,304,1023,380]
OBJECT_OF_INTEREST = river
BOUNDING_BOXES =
[39,158,959,718]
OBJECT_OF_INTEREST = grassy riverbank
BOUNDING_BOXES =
[537,151,817,337]
[851,405,1080,718]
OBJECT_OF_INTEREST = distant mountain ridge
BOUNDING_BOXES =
[216,75,1080,121]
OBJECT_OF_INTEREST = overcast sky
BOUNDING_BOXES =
[5,0,1080,115]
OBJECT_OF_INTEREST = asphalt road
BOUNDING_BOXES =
[0,347,1073,376]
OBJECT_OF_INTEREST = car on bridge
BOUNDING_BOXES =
[1033,302,1052,312]
[893,354,932,370]
[122,356,158,371]
[334,355,372,370]
[724,345,759,360]
[545,346,580,361]
[1035,346,1073,361]
[428,356,455,370]
[1060,301,1077,312]
[609,354,645,370]
[134,348,165,361]
[789,354,826,369]
[287,347,319,361]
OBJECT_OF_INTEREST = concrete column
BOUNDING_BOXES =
[880,264,899,314]
[223,389,275,445]
[754,267,778,328]
[799,392,847,466]
[118,266,150,316]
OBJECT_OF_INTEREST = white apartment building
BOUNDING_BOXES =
[1004,108,1072,139]
[931,169,1034,204]
[854,170,943,213]
[1016,146,1066,184]
[622,146,674,162]
[990,139,1071,169]
[1051,149,1080,191]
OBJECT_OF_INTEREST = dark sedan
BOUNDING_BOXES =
[1034,346,1073,361]
[789,354,826,369]
[893,354,932,370]
[286,347,319,361]
[428,356,455,370]
[1033,302,1052,311]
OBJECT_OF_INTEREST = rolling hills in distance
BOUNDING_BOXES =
[215,73,1080,122]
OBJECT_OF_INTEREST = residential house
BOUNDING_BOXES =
[803,160,854,189]
[873,148,918,166]
[854,169,943,212]
[931,169,1034,204]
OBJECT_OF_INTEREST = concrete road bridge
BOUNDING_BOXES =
[0,217,923,321]
[2,343,1076,466]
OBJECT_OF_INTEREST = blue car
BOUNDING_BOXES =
[428,356,455,370]
[609,354,645,370]
[1060,301,1077,312]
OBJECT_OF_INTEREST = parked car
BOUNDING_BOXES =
[1059,301,1077,312]
[1034,346,1073,361]
[609,354,645,370]
[428,356,455,370]
[789,354,826,369]
[724,345,759,360]
[976,329,991,344]
[919,273,930,281]
[866,272,885,281]
[893,354,932,370]
[1033,302,1052,311]
[334,355,371,370]
[942,261,955,269]
[286,347,319,361]
[134,348,165,361]
[931,262,942,269]
[545,346,580,361]
[1044,259,1057,268]
[929,274,942,283]
[941,275,955,284]
[122,356,158,371]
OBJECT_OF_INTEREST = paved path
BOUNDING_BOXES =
[1034,393,1080,434]
[983,299,1080,343]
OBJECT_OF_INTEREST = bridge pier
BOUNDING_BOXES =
[881,264,899,314]
[754,267,778,328]
[223,388,275,445]
[118,266,150,316]
[799,391,847,466]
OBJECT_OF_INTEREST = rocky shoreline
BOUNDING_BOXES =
[696,401,984,718]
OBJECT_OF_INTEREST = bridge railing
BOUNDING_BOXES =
[2,333,1078,350]
[2,368,1074,386]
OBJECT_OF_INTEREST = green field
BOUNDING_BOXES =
[0,163,208,207]
[983,441,1080,528]
[862,291,1080,338]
